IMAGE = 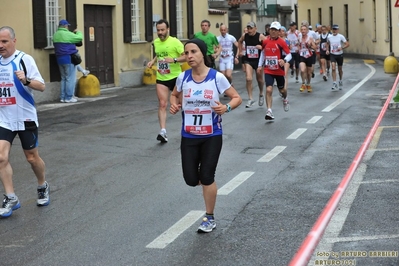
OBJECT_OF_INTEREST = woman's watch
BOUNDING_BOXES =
[24,77,31,86]
[226,104,231,113]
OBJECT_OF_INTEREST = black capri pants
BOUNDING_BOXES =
[181,135,222,186]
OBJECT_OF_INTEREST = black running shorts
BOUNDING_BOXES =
[0,122,39,150]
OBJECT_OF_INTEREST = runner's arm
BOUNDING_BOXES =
[342,40,350,50]
[147,56,157,68]
[170,86,182,115]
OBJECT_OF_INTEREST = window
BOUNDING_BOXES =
[46,0,60,48]
[131,0,141,41]
[307,9,311,26]
[329,6,333,27]
[123,0,152,42]
[176,0,184,39]
[318,8,322,25]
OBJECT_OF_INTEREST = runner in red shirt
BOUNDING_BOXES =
[257,21,292,121]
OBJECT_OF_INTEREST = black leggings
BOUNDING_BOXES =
[181,135,222,186]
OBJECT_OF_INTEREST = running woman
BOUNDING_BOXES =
[170,39,242,233]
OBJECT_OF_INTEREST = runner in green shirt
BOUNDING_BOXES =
[193,20,220,68]
[147,19,185,143]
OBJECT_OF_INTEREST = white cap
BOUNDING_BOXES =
[270,21,281,30]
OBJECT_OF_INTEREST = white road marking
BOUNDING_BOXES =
[37,95,117,112]
[358,179,399,184]
[287,128,307,140]
[218,171,255,195]
[325,234,399,243]
[257,146,286,162]
[322,63,376,112]
[146,210,205,249]
[306,116,322,124]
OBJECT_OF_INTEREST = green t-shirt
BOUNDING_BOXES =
[193,32,219,55]
[153,36,184,81]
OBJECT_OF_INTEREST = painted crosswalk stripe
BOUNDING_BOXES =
[257,146,286,162]
[146,210,205,249]
[287,128,307,140]
[307,116,322,124]
[218,171,255,195]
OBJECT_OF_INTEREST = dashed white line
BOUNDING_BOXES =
[307,116,322,124]
[322,63,376,112]
[287,128,307,140]
[146,210,204,249]
[218,171,255,195]
[257,146,286,162]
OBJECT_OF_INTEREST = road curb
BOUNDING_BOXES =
[388,81,399,109]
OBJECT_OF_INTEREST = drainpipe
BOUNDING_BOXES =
[388,0,393,55]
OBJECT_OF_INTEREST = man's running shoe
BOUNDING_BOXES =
[300,83,306,92]
[339,80,343,90]
[290,69,294,77]
[157,131,168,143]
[311,72,315,78]
[265,110,275,120]
[323,75,327,81]
[0,195,20,218]
[307,84,312,93]
[197,216,216,233]
[295,77,299,83]
[258,95,264,106]
[332,82,338,90]
[327,69,330,75]
[245,99,255,108]
[37,181,50,206]
[283,99,290,112]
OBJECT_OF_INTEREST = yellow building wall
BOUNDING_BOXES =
[298,0,399,58]
[0,0,225,88]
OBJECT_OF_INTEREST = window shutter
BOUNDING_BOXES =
[145,0,153,42]
[169,0,177,37]
[66,0,78,31]
[32,0,47,49]
[123,0,132,43]
[187,0,194,39]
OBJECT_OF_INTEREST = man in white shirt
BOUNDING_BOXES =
[0,26,49,218]
[217,25,239,87]
[326,24,350,90]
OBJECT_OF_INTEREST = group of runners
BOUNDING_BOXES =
[146,18,349,233]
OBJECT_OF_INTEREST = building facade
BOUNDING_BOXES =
[0,0,227,102]
[297,0,399,59]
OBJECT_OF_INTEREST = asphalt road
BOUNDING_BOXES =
[0,58,398,266]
